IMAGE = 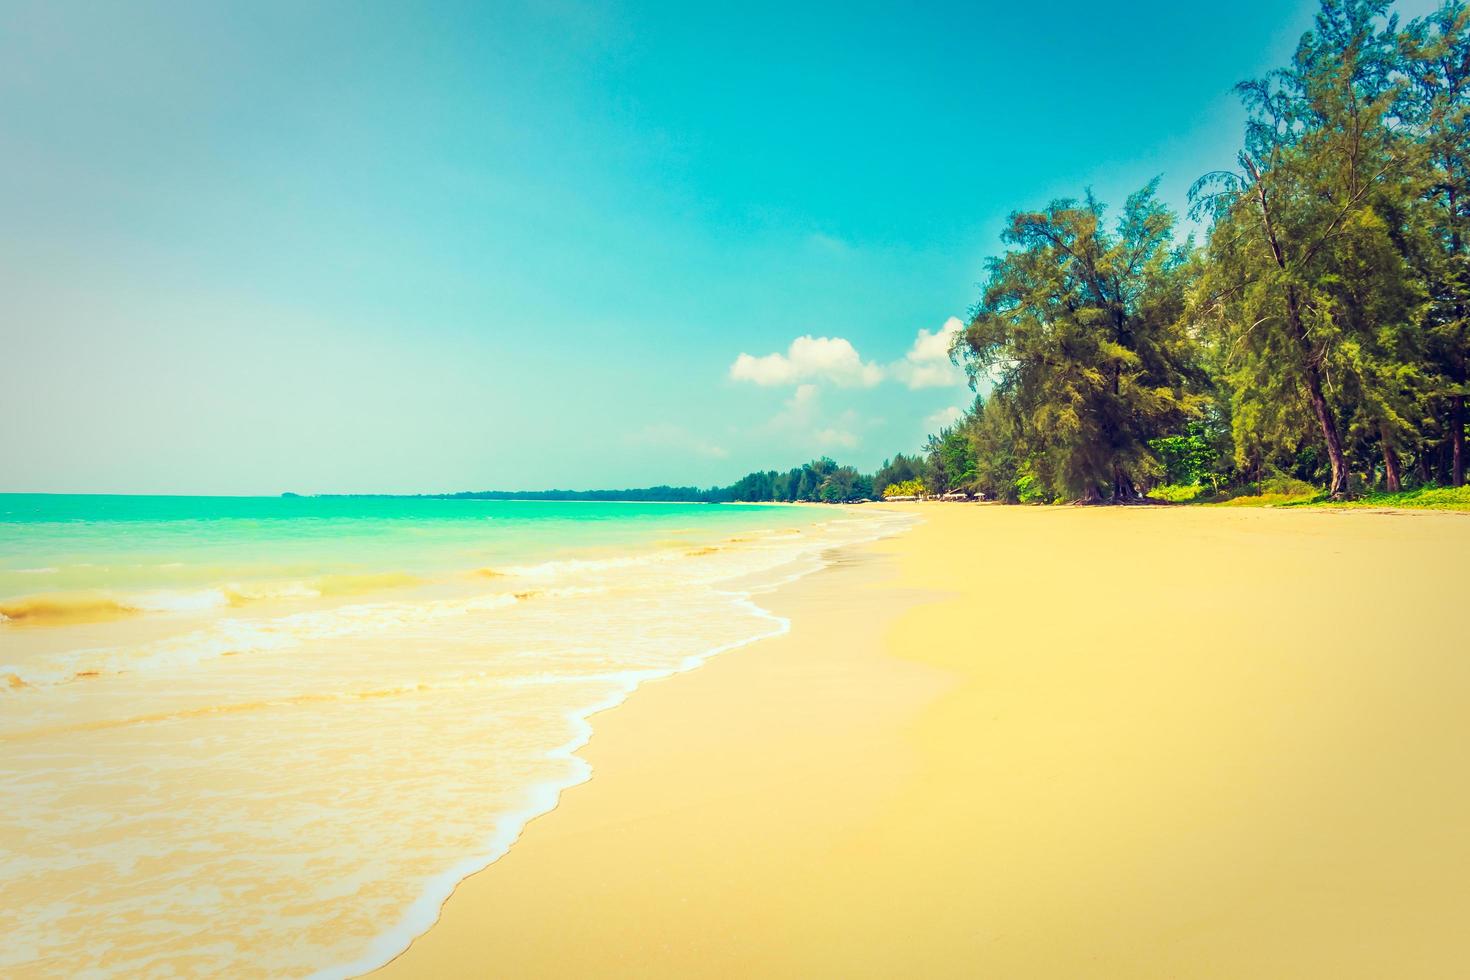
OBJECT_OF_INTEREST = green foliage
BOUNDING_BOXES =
[718,458,873,504]
[873,453,925,497]
[1147,415,1236,491]
[1313,484,1470,510]
[1214,477,1323,507]
[882,478,928,498]
[1014,471,1049,504]
[925,422,978,494]
[966,394,1024,502]
[956,181,1207,501]
[1186,0,1470,496]
[438,486,710,502]
[922,0,1470,504]
[1147,483,1205,503]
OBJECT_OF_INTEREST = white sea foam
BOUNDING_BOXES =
[130,587,233,613]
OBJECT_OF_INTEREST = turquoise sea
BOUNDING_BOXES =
[0,495,836,618]
[0,494,911,977]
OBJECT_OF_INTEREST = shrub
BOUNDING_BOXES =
[1216,476,1322,507]
[882,478,928,499]
[1015,473,1048,504]
[1324,485,1470,512]
[1147,483,1203,503]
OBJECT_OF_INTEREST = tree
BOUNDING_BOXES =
[966,395,1025,501]
[957,181,1205,501]
[1191,0,1417,497]
[1402,3,1470,484]
[924,423,977,494]
[874,454,925,496]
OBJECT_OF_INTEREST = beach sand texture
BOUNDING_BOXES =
[377,503,1469,978]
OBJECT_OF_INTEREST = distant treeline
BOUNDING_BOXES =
[902,0,1469,504]
[430,458,880,504]
[431,487,709,502]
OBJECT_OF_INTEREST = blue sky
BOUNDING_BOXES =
[0,0,1443,493]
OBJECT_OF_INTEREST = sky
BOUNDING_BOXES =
[0,0,1446,494]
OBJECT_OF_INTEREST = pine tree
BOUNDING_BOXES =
[957,182,1204,500]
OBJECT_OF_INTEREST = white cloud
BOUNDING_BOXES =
[730,336,884,388]
[814,427,859,449]
[891,316,966,389]
[764,384,862,451]
[726,321,970,454]
[925,405,964,429]
[625,423,728,459]
[770,383,820,428]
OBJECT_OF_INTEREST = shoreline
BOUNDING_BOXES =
[1,501,911,977]
[370,510,947,977]
[324,609,790,980]
[374,503,1469,978]
[318,507,916,979]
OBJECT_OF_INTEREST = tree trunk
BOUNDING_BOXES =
[1112,467,1137,501]
[1286,285,1350,497]
[1380,428,1401,493]
[1245,160,1350,499]
[1453,394,1465,488]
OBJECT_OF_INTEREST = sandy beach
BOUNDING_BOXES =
[374,503,1469,978]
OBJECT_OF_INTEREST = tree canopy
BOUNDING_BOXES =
[924,0,1470,503]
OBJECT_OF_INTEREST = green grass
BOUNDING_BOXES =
[1147,483,1205,503]
[1210,477,1320,508]
[1302,484,1470,512]
[1131,479,1468,510]
[1217,491,1322,507]
[1197,482,1470,511]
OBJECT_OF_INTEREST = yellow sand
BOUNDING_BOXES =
[375,504,1469,978]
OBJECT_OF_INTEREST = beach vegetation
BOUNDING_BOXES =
[1295,482,1470,510]
[889,0,1469,506]
[882,479,928,499]
[1213,476,1324,506]
[873,454,926,497]
[1146,483,1206,503]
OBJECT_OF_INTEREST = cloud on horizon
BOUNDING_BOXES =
[729,319,967,392]
[762,383,861,451]
[891,316,966,389]
[729,320,970,456]
[730,335,885,388]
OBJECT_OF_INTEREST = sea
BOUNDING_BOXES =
[0,494,912,977]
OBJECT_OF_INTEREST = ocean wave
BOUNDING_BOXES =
[0,592,141,626]
[0,585,607,689]
[0,573,425,630]
[498,524,806,582]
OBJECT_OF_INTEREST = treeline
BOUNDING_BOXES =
[433,486,707,502]
[710,458,874,502]
[432,459,878,504]
[921,0,1467,503]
